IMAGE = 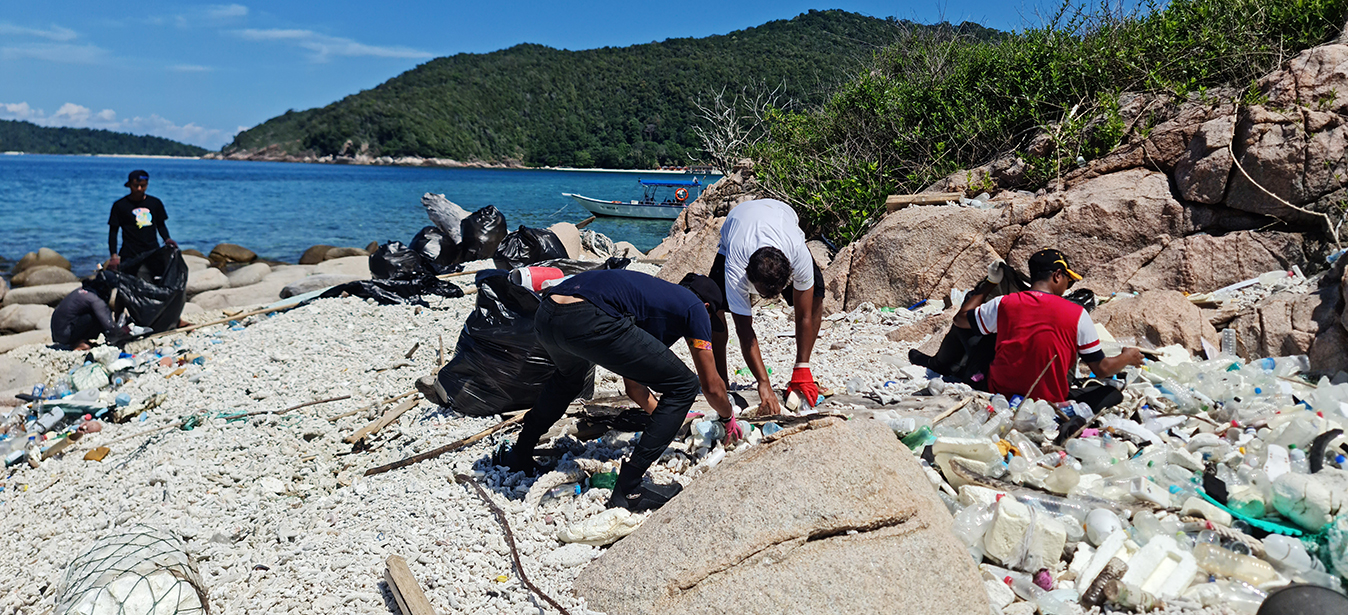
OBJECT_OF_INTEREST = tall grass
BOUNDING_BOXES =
[750,0,1348,243]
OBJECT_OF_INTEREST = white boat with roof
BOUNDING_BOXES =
[563,178,702,220]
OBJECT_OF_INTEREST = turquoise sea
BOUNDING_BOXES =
[1,155,717,278]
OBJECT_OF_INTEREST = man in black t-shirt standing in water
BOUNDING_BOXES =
[108,169,176,270]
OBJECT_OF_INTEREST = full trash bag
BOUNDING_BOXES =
[435,270,591,416]
[99,244,187,333]
[493,226,569,270]
[315,276,463,306]
[410,226,462,275]
[369,241,425,280]
[460,205,507,262]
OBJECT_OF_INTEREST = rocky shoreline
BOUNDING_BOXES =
[203,147,526,169]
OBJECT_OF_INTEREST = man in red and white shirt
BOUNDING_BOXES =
[954,249,1144,409]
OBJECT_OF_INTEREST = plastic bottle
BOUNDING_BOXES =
[1066,439,1114,472]
[1192,542,1282,586]
[542,483,581,504]
[1288,448,1310,474]
[31,407,62,434]
[984,565,1074,615]
[1221,329,1238,358]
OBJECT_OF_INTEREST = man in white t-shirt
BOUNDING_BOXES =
[707,198,823,414]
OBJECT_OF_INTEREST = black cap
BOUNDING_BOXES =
[1028,248,1082,281]
[125,170,149,187]
[679,273,727,332]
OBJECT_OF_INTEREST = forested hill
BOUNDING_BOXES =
[223,10,999,168]
[0,120,207,157]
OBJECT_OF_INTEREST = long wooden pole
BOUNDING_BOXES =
[364,413,524,476]
[144,302,301,340]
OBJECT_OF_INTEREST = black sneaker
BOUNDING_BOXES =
[606,481,683,512]
[908,348,932,368]
[490,442,540,476]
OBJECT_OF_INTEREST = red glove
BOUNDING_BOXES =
[107,254,121,270]
[787,366,820,408]
[164,238,178,249]
[720,415,744,443]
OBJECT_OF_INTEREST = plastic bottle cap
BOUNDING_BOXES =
[1004,576,1013,586]
[1255,388,1262,394]
[1288,444,1297,450]
[995,493,1005,502]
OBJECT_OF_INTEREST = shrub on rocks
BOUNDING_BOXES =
[11,265,77,288]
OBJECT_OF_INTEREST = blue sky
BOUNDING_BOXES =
[0,1,1063,150]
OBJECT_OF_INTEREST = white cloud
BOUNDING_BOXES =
[169,64,213,72]
[0,42,105,64]
[0,23,78,41]
[233,28,433,62]
[0,101,234,149]
[207,4,249,19]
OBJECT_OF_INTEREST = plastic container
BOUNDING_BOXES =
[1193,542,1282,586]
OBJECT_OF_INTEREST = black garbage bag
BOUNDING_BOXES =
[369,241,425,280]
[435,270,591,416]
[493,226,568,270]
[99,244,187,333]
[410,226,462,275]
[530,256,632,275]
[315,276,464,306]
[459,205,507,262]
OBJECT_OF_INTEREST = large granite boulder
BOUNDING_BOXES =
[313,256,370,278]
[323,246,369,260]
[0,356,40,406]
[11,266,78,288]
[0,330,52,355]
[186,268,229,296]
[0,276,6,303]
[654,218,725,284]
[209,243,257,268]
[13,248,71,275]
[547,222,583,259]
[262,265,316,286]
[191,281,286,310]
[1232,284,1348,372]
[0,282,80,307]
[280,274,364,298]
[574,416,987,615]
[0,304,53,333]
[299,245,336,265]
[182,254,211,272]
[649,158,760,261]
[1091,290,1218,354]
[225,262,272,288]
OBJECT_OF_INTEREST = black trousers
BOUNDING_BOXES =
[516,298,700,494]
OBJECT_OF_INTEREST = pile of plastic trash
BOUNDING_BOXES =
[874,341,1348,613]
[0,343,201,471]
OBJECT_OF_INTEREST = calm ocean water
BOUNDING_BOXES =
[1,155,717,277]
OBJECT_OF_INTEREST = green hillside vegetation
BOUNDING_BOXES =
[0,119,207,157]
[750,0,1348,243]
[224,10,999,169]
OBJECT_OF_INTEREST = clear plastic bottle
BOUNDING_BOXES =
[1221,329,1238,358]
[541,483,581,504]
[984,565,1074,615]
[1192,542,1282,586]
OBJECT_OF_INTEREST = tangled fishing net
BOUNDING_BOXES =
[54,525,209,615]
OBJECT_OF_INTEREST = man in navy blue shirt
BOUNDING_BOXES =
[497,270,739,511]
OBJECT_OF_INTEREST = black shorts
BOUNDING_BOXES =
[708,252,824,311]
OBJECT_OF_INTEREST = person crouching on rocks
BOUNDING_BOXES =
[493,270,740,511]
[953,249,1144,412]
[50,278,129,351]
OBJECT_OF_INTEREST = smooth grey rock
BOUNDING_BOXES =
[312,256,370,278]
[0,330,52,355]
[182,254,211,272]
[280,274,363,298]
[11,266,79,288]
[0,282,81,307]
[13,247,71,275]
[186,268,229,296]
[0,304,53,333]
[226,263,271,288]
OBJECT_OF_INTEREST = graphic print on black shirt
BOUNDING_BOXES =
[109,195,168,258]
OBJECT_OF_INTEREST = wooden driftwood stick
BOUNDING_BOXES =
[931,396,976,425]
[364,413,525,477]
[404,342,420,360]
[327,390,416,423]
[575,215,596,229]
[144,302,301,340]
[345,397,420,444]
[885,192,964,212]
[385,555,438,615]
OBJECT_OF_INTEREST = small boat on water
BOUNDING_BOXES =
[563,178,702,220]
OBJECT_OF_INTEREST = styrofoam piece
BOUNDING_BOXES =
[1264,445,1291,481]
[1167,447,1204,472]
[1118,534,1198,599]
[984,499,1032,566]
[1180,496,1234,527]
[958,485,1010,509]
[1129,477,1170,507]
[1067,543,1095,581]
[934,453,989,489]
[983,578,1017,609]
[934,437,1002,463]
[1079,529,1129,591]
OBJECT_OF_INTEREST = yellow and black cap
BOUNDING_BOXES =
[1028,248,1082,281]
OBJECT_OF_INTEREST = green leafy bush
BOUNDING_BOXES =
[752,0,1348,243]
